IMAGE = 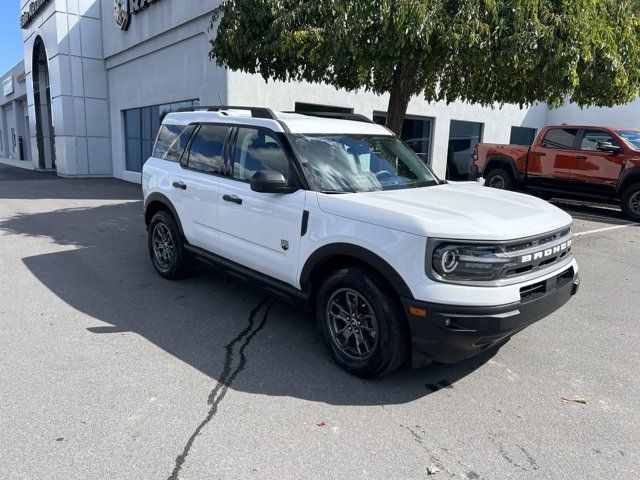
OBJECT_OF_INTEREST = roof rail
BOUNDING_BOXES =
[289,111,374,124]
[175,105,278,120]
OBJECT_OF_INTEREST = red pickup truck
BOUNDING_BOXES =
[474,125,640,220]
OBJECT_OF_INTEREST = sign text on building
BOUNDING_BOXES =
[114,0,163,31]
[20,0,50,29]
[3,77,14,97]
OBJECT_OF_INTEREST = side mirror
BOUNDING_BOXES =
[596,141,622,153]
[250,170,297,193]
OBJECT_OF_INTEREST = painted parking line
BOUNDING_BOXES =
[574,223,638,237]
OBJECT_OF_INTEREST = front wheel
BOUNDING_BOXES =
[621,183,640,222]
[316,268,409,378]
[485,168,514,190]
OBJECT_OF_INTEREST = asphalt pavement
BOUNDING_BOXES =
[0,164,638,479]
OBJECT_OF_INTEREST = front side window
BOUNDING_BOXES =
[233,128,290,181]
[186,125,229,174]
[540,128,578,150]
[615,129,640,151]
[153,124,196,162]
[580,130,619,151]
[288,134,439,193]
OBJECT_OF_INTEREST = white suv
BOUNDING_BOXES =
[142,106,580,378]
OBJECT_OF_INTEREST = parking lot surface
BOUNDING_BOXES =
[0,164,638,479]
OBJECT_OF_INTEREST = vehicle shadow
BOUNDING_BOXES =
[0,199,496,406]
[549,199,635,226]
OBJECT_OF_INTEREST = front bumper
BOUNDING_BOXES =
[402,267,580,365]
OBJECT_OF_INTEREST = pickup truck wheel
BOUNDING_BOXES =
[316,268,409,378]
[485,168,514,190]
[148,210,191,280]
[621,184,640,222]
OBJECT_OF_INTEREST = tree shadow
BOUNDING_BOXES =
[0,199,496,406]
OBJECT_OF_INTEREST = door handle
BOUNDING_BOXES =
[223,194,243,205]
[535,152,546,157]
[576,155,587,160]
[172,181,187,190]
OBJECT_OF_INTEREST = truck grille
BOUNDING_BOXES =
[502,228,573,279]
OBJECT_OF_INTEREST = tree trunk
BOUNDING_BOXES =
[386,62,418,136]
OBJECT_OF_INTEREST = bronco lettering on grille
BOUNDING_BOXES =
[520,239,572,264]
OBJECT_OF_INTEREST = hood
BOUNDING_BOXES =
[316,182,572,241]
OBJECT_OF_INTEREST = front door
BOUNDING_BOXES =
[527,128,578,186]
[570,129,624,194]
[216,127,306,286]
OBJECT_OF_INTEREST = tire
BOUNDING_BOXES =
[148,210,191,280]
[485,168,514,190]
[621,183,640,222]
[315,268,409,378]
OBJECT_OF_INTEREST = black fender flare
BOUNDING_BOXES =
[484,155,519,181]
[616,166,640,196]
[144,192,185,237]
[299,243,414,299]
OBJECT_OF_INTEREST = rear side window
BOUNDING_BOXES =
[233,128,290,181]
[186,125,229,174]
[540,128,578,150]
[153,124,195,162]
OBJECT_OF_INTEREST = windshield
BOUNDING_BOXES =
[616,129,640,150]
[288,134,439,193]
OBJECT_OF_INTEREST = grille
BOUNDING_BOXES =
[503,229,573,279]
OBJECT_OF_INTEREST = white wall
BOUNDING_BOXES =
[546,99,640,130]
[228,71,548,177]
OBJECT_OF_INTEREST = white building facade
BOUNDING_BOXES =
[5,0,636,183]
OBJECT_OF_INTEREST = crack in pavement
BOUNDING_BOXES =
[167,298,275,480]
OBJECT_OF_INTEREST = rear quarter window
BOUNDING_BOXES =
[153,124,196,162]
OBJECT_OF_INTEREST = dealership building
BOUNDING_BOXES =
[2,0,639,183]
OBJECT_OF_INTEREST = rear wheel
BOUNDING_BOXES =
[316,268,409,378]
[485,168,514,190]
[148,210,191,280]
[621,183,640,222]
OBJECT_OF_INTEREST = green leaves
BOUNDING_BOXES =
[210,0,640,117]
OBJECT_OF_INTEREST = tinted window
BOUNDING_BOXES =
[540,128,578,149]
[187,125,229,174]
[233,128,290,181]
[124,99,199,172]
[580,130,619,151]
[510,126,537,146]
[153,124,195,162]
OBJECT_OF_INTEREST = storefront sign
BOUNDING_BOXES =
[114,0,163,31]
[3,77,14,97]
[20,0,50,29]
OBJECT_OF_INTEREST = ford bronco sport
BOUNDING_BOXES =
[142,107,580,378]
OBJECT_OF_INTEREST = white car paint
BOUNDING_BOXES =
[143,109,577,308]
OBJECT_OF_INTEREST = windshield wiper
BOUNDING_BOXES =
[320,189,354,194]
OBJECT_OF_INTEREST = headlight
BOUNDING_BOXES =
[431,243,514,281]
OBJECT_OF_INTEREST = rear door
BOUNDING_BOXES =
[176,124,231,251]
[527,128,578,186]
[570,129,625,194]
[216,127,306,286]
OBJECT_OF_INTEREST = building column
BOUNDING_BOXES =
[12,100,25,160]
[0,107,7,157]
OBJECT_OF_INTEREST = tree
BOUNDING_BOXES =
[210,0,640,134]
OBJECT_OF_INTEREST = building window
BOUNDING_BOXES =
[295,103,353,114]
[124,99,199,173]
[373,113,433,164]
[510,126,537,146]
[447,120,483,180]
